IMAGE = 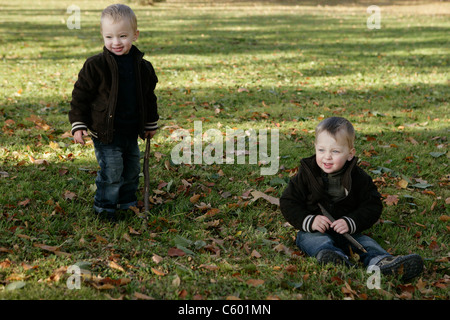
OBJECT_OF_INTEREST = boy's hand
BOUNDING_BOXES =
[331,219,349,234]
[144,130,157,139]
[311,215,332,233]
[73,130,88,145]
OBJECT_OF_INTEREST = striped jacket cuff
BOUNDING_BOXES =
[145,121,158,131]
[302,215,316,233]
[343,216,356,234]
[71,122,87,134]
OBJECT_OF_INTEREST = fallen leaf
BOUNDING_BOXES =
[28,155,49,165]
[199,264,219,271]
[0,259,12,269]
[226,295,241,300]
[246,279,264,287]
[151,267,166,276]
[178,289,188,298]
[250,190,280,206]
[134,292,154,300]
[251,249,261,259]
[152,254,163,264]
[108,261,125,272]
[396,179,408,189]
[63,190,77,201]
[168,247,186,257]
[384,195,399,206]
[429,240,439,250]
[172,275,181,287]
[18,199,31,207]
[33,243,60,252]
[190,194,201,204]
[5,281,26,291]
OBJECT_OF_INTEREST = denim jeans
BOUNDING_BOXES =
[296,230,391,266]
[92,134,140,214]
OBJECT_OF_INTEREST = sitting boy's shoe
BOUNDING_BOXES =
[375,254,423,281]
[316,249,353,267]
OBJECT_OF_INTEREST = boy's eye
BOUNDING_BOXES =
[333,150,340,153]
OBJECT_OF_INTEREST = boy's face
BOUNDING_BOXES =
[101,17,139,55]
[315,130,355,174]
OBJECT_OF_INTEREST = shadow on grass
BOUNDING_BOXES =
[1,5,448,66]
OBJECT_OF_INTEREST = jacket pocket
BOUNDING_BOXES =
[90,102,108,132]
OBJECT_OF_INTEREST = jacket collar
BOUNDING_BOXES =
[102,45,144,60]
[300,154,357,200]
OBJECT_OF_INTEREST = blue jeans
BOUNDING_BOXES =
[92,134,140,214]
[296,230,391,267]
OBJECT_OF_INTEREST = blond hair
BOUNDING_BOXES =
[315,117,355,149]
[101,4,137,32]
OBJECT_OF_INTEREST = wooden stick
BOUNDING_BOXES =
[143,137,151,214]
[318,203,367,253]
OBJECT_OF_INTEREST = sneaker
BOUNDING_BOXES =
[376,254,423,281]
[316,249,353,267]
[94,210,117,222]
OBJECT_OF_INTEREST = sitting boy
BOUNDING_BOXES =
[280,117,423,281]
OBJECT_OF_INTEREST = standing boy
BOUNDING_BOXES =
[280,117,423,281]
[69,4,159,221]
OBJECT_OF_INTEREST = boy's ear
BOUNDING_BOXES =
[348,148,356,161]
[134,29,140,41]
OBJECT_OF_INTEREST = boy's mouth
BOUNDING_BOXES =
[323,162,333,169]
[112,46,124,53]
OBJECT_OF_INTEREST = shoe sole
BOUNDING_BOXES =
[379,254,423,281]
[316,250,353,267]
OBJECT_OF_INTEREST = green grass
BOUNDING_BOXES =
[0,0,448,301]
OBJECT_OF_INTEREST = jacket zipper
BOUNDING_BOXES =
[106,52,119,143]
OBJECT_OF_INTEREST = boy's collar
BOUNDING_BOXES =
[103,45,143,58]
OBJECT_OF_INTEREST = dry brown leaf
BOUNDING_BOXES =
[63,190,77,201]
[122,232,132,242]
[168,247,186,257]
[108,261,125,272]
[383,194,399,206]
[33,243,60,252]
[134,292,154,300]
[0,259,12,269]
[251,249,261,259]
[18,199,31,207]
[190,194,201,204]
[152,254,163,264]
[246,279,264,287]
[199,264,219,271]
[151,267,166,276]
[250,190,280,206]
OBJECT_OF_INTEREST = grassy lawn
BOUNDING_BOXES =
[0,0,448,301]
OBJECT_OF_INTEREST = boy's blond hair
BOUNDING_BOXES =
[315,117,355,149]
[101,4,137,32]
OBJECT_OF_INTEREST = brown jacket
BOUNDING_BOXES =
[69,46,158,143]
